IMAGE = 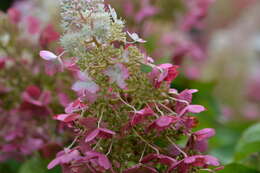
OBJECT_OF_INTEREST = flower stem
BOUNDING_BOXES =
[133,129,160,155]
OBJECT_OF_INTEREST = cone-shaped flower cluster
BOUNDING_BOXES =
[42,0,221,172]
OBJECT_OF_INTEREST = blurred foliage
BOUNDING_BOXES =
[218,163,260,173]
[0,157,61,173]
[0,0,14,12]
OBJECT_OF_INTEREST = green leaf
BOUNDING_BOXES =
[235,123,260,161]
[0,160,22,173]
[217,163,260,173]
[19,157,45,173]
[19,157,61,173]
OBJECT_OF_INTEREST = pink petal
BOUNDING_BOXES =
[85,129,100,142]
[47,157,61,169]
[65,99,87,114]
[187,105,206,113]
[99,128,116,138]
[98,154,111,169]
[54,113,80,122]
[193,128,215,141]
[60,150,80,163]
[40,50,57,61]
[156,116,175,127]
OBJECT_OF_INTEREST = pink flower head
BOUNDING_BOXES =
[26,16,40,35]
[54,113,80,123]
[104,63,129,89]
[123,164,158,173]
[149,64,179,88]
[7,8,21,24]
[85,128,115,143]
[130,107,154,126]
[85,151,111,170]
[47,149,81,169]
[141,153,177,167]
[21,85,51,106]
[39,24,60,48]
[65,98,88,114]
[148,115,177,132]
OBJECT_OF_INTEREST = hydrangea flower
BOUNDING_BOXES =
[43,0,221,172]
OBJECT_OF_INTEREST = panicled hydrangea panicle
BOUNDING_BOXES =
[40,0,221,172]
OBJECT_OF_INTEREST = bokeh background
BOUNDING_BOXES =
[0,0,260,172]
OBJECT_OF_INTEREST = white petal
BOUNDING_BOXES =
[127,31,146,43]
[39,50,57,61]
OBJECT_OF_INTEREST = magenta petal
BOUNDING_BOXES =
[156,116,175,127]
[47,157,61,169]
[98,128,116,139]
[194,128,215,141]
[178,89,198,103]
[54,113,80,122]
[184,155,220,167]
[60,150,80,163]
[204,155,220,166]
[85,151,111,170]
[47,150,80,169]
[65,99,87,114]
[85,128,100,142]
[98,154,111,169]
[141,153,176,167]
[131,107,154,126]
